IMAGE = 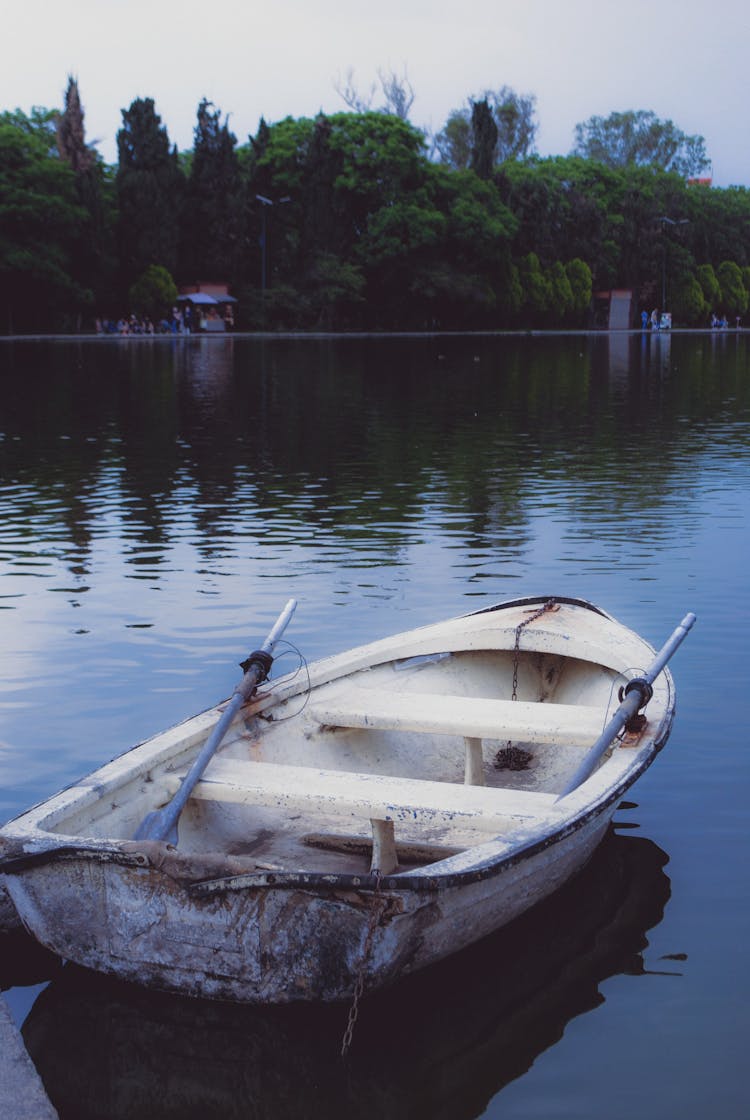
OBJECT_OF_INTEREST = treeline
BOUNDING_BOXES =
[2,80,750,334]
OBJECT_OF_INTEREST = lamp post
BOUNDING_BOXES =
[656,215,689,310]
[256,194,291,295]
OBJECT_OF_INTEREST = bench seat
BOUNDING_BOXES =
[310,687,604,747]
[164,757,562,832]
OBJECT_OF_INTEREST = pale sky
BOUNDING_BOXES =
[3,0,749,187]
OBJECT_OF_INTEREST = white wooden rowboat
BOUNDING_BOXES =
[0,596,693,1003]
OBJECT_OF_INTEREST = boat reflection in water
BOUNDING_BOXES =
[22,828,673,1120]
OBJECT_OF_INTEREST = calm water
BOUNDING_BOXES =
[1,332,749,1118]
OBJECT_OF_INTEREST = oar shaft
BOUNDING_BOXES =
[153,694,246,840]
[170,598,297,818]
[558,612,696,799]
[135,599,297,842]
[640,612,696,686]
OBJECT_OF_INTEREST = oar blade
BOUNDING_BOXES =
[133,809,178,846]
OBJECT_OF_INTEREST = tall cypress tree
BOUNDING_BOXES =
[301,114,341,260]
[116,98,184,289]
[470,99,498,181]
[56,77,114,312]
[56,76,95,174]
[182,100,242,282]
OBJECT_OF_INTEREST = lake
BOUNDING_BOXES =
[1,331,748,1118]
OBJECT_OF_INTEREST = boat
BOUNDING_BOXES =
[0,596,694,1004]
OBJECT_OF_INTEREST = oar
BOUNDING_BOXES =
[557,611,696,799]
[134,598,297,844]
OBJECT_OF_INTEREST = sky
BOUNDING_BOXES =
[3,0,749,188]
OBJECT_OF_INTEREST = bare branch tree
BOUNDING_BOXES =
[377,67,415,120]
[334,66,415,119]
[334,68,376,113]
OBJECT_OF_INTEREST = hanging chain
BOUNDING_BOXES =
[340,870,383,1058]
[510,599,557,701]
[495,600,558,769]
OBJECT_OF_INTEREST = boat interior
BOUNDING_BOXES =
[41,646,637,879]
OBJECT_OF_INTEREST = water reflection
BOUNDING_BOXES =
[2,334,749,592]
[18,831,672,1120]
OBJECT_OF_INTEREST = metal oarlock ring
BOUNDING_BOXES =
[618,676,654,708]
[239,649,274,679]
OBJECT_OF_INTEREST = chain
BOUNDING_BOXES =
[510,599,556,701]
[340,869,383,1058]
[505,600,556,759]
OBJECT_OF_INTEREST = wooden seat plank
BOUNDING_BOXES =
[164,757,562,832]
[310,688,603,747]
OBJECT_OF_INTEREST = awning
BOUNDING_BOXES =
[177,292,238,304]
[177,293,218,304]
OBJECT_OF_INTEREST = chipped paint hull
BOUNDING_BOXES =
[0,597,678,1002]
[2,812,613,1001]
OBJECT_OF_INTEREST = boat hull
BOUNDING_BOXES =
[6,809,613,1002]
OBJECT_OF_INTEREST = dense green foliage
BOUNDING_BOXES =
[2,89,750,332]
[0,107,92,331]
[128,264,178,320]
[572,110,710,177]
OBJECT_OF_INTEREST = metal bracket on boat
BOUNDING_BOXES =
[558,612,696,798]
[617,677,654,734]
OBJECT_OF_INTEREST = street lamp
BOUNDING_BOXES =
[655,216,689,310]
[256,194,291,295]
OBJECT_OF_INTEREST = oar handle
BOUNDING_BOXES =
[558,611,696,799]
[236,597,298,700]
[134,599,297,842]
[641,612,696,685]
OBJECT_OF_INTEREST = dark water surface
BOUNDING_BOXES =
[1,332,748,1118]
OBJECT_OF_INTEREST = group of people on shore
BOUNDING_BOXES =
[710,313,737,329]
[640,308,741,330]
[641,309,672,331]
[95,303,234,336]
[96,315,160,335]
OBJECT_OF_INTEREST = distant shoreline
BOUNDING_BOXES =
[1,327,746,343]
